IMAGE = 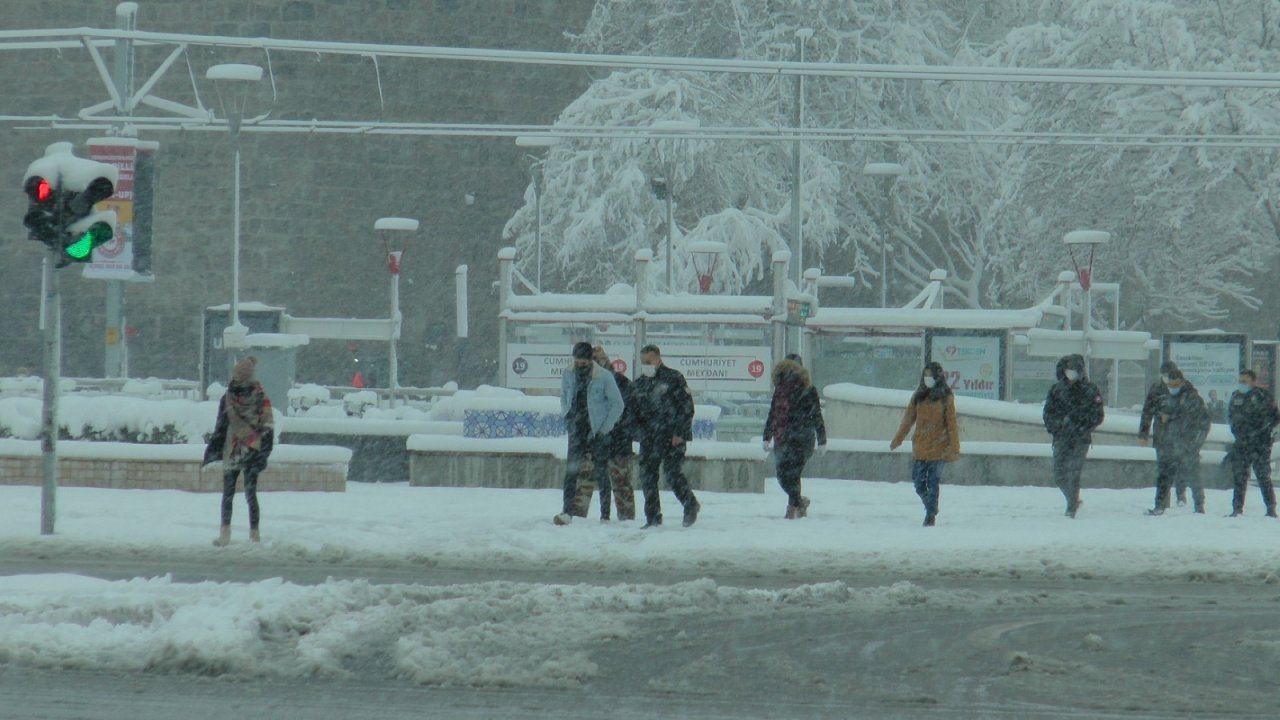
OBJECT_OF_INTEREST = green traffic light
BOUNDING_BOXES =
[65,222,113,260]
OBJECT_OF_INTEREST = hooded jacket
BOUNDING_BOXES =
[1042,354,1104,446]
[560,361,624,438]
[763,360,827,449]
[891,362,960,462]
[1156,381,1210,455]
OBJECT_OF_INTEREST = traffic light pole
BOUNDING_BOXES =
[39,244,61,535]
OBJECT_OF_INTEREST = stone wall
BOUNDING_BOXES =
[0,456,345,492]
[0,0,597,385]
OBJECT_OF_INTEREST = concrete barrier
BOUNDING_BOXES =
[0,440,349,492]
[279,418,463,483]
[407,436,767,493]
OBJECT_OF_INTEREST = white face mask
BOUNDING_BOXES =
[1065,369,1079,382]
[923,376,936,388]
[640,364,657,378]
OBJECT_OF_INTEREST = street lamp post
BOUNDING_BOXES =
[514,135,560,292]
[376,217,419,405]
[862,162,905,308]
[651,119,700,292]
[1063,230,1110,369]
[206,63,263,351]
[791,28,813,289]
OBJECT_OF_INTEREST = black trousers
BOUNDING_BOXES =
[774,441,812,507]
[1230,442,1276,513]
[638,441,697,524]
[1052,440,1088,513]
[221,466,261,529]
[1155,450,1204,510]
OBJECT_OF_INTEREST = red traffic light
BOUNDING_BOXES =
[24,176,55,203]
[35,178,52,202]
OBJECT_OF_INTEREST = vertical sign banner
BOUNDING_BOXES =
[1163,333,1248,405]
[924,328,1008,400]
[84,138,158,280]
[1251,341,1278,391]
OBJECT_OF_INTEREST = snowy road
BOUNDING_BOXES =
[2,480,1280,718]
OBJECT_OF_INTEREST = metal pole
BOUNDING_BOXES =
[105,2,136,379]
[533,163,542,292]
[790,40,804,289]
[879,221,887,308]
[1083,284,1092,369]
[40,244,60,535]
[230,127,241,331]
[665,184,674,292]
[389,267,399,403]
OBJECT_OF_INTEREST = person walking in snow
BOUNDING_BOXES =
[1145,369,1210,515]
[553,342,625,525]
[1226,368,1279,518]
[1042,354,1104,518]
[763,357,827,519]
[890,362,960,526]
[203,356,275,546]
[592,345,637,521]
[1138,361,1187,505]
[630,344,701,528]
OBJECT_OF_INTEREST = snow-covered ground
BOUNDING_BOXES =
[1,478,1278,690]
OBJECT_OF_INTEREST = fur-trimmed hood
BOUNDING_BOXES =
[772,359,811,388]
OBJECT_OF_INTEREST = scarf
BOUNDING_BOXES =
[766,375,804,442]
[223,382,274,467]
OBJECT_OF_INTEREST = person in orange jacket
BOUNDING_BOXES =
[890,362,960,526]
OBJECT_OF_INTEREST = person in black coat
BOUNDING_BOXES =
[1139,361,1189,505]
[1227,369,1279,517]
[1146,369,1210,515]
[203,356,275,546]
[629,344,700,528]
[763,358,827,519]
[1042,354,1104,518]
[593,346,637,521]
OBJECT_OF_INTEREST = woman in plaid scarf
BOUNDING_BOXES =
[204,356,275,546]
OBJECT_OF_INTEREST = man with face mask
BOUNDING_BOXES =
[630,344,700,528]
[1146,369,1210,515]
[1226,368,1279,517]
[1042,354,1105,518]
[553,341,624,525]
[1139,361,1187,504]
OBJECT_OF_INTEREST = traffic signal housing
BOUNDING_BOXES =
[22,142,119,268]
[22,175,60,246]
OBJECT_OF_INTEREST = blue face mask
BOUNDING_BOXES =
[1238,383,1252,395]
[1169,386,1182,396]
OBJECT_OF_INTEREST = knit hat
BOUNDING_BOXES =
[230,356,257,384]
[572,342,594,360]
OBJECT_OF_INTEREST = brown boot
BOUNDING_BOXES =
[249,528,261,543]
[796,497,810,519]
[784,504,798,519]
[212,524,231,547]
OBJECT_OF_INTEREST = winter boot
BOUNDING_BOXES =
[212,524,231,547]
[923,513,936,527]
[682,500,700,527]
[1144,507,1165,516]
[796,496,810,519]
[553,513,572,526]
[1267,508,1278,519]
[784,504,798,520]
[641,514,662,529]
[250,528,261,543]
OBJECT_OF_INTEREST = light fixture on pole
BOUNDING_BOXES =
[862,161,905,308]
[688,240,728,294]
[651,119,700,292]
[1063,230,1110,367]
[376,216,419,404]
[514,135,560,292]
[206,62,263,351]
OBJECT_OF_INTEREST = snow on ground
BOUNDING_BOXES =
[1,479,1278,685]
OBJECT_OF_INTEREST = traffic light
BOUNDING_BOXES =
[22,143,118,268]
[22,175,60,246]
[56,175,116,267]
